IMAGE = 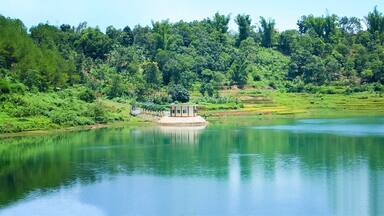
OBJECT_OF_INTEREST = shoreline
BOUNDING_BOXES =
[1,110,383,139]
[0,120,151,139]
[2,90,383,138]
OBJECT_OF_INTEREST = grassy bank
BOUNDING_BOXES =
[1,88,383,135]
[197,89,384,119]
[0,88,148,134]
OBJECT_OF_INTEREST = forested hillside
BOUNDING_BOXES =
[1,7,384,132]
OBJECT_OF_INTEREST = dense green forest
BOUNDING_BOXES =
[1,7,384,132]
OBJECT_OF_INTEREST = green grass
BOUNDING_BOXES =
[0,89,138,133]
[201,89,384,118]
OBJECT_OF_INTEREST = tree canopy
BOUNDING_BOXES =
[1,8,384,101]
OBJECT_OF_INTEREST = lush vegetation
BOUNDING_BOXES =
[1,7,384,132]
[203,89,384,117]
[0,87,136,133]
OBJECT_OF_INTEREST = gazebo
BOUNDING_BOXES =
[158,104,206,125]
[169,104,197,117]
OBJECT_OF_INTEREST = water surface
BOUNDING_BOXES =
[0,117,384,215]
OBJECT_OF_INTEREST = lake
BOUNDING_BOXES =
[0,116,384,216]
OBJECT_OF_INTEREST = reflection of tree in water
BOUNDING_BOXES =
[0,125,383,212]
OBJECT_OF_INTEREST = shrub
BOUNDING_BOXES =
[79,88,96,102]
[252,73,262,81]
[200,82,216,97]
[285,79,305,93]
[304,84,317,93]
[152,94,170,105]
[73,116,94,125]
[51,111,78,125]
[352,86,364,93]
[0,80,11,94]
[373,83,383,92]
[88,102,107,123]
[193,96,241,105]
[344,86,352,95]
[318,86,337,94]
[51,111,94,126]
[138,102,168,111]
[269,81,279,90]
[10,83,27,94]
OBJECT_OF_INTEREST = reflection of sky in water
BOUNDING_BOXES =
[297,118,380,124]
[254,117,384,136]
[0,157,374,216]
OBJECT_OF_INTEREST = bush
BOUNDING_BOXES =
[193,96,241,104]
[351,83,381,93]
[344,86,353,95]
[0,80,27,94]
[153,95,170,104]
[74,116,94,125]
[304,84,317,93]
[352,85,364,93]
[51,111,94,126]
[269,81,277,89]
[373,83,383,92]
[138,102,168,111]
[50,111,78,125]
[150,92,171,105]
[317,86,333,94]
[0,80,11,94]
[10,83,27,94]
[11,105,46,117]
[88,102,107,123]
[252,73,262,81]
[285,79,305,93]
[79,88,96,102]
[200,82,217,97]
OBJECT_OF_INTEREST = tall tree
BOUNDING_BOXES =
[259,17,276,48]
[106,25,120,41]
[152,20,171,50]
[208,12,230,34]
[75,27,113,59]
[30,24,61,49]
[278,30,300,55]
[121,26,134,46]
[297,14,339,42]
[339,17,362,34]
[235,14,252,47]
[230,55,249,88]
[366,6,384,34]
[142,61,162,88]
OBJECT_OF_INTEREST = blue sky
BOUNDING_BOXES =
[0,0,383,31]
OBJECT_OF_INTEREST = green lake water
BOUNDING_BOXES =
[0,116,384,215]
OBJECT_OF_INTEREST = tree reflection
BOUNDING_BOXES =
[0,121,383,213]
